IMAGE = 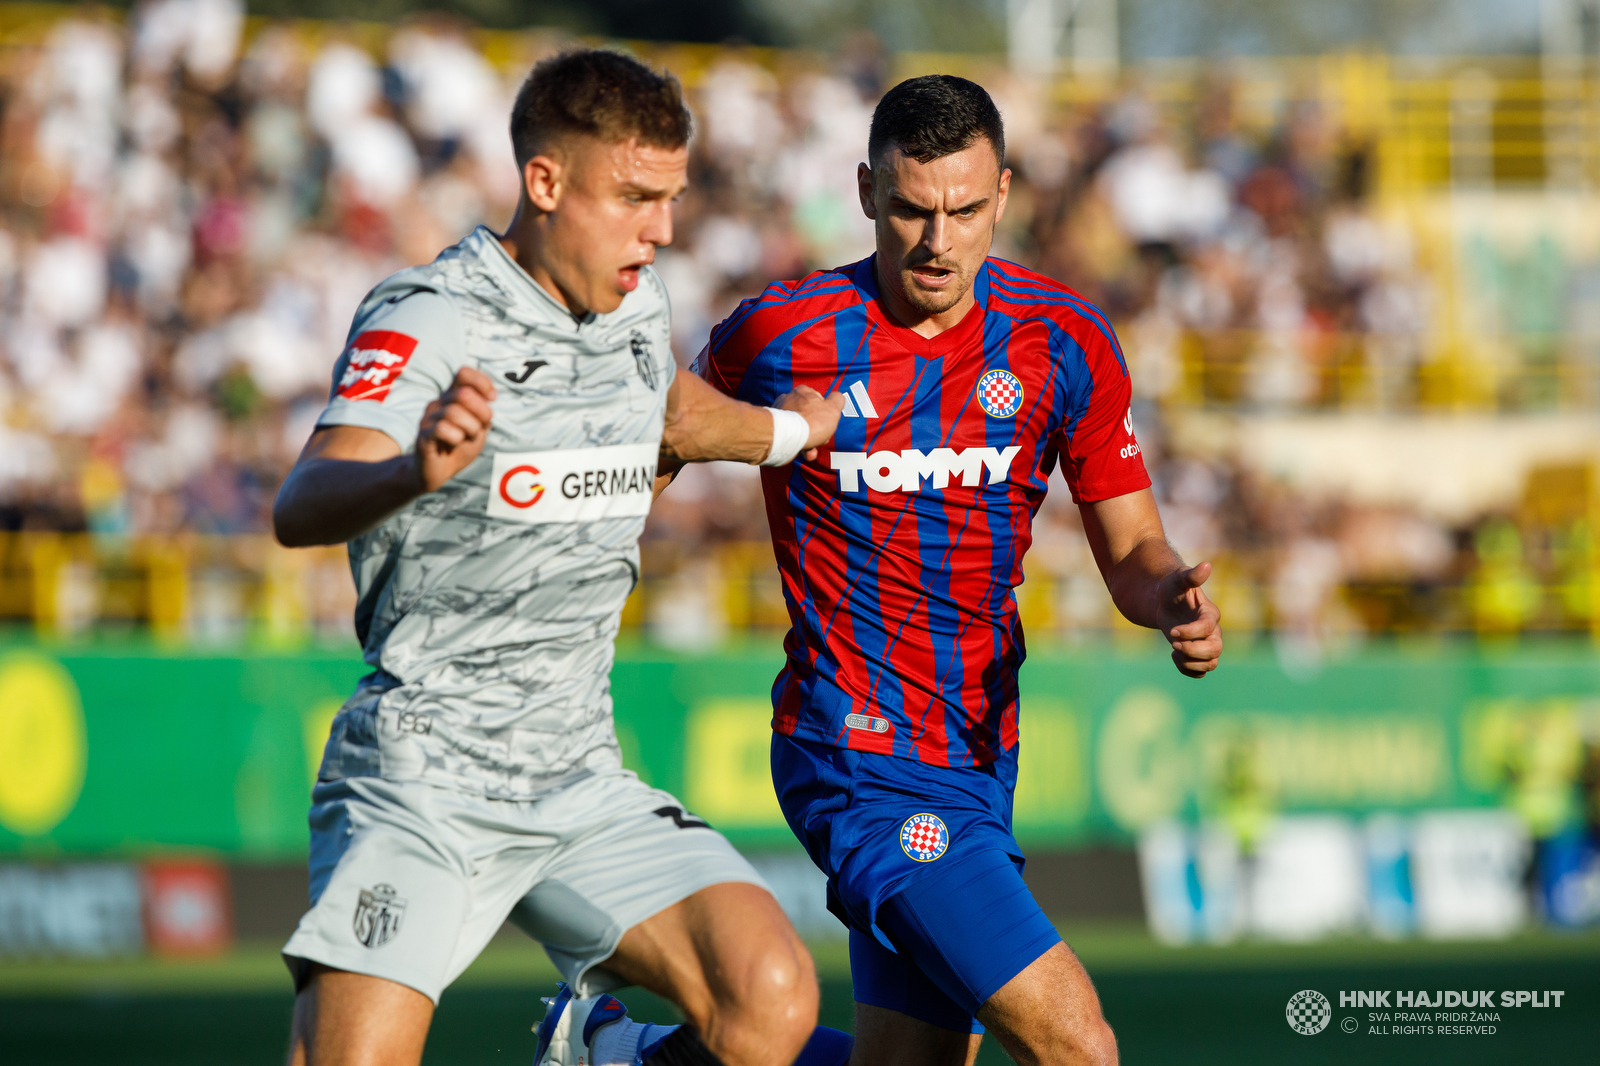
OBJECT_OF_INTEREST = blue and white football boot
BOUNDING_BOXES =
[533,983,678,1065]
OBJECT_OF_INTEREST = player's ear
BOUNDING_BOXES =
[857,161,877,220]
[994,167,1012,226]
[523,154,563,213]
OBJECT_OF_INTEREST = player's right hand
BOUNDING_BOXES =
[775,384,847,461]
[415,366,497,492]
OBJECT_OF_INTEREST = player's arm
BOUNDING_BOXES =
[1079,488,1222,678]
[273,367,496,547]
[659,370,844,467]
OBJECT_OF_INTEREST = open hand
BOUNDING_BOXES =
[774,385,847,461]
[1156,561,1223,678]
[415,366,497,491]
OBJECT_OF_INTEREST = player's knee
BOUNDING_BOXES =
[719,939,818,1056]
[1014,1008,1116,1066]
[1075,1017,1118,1066]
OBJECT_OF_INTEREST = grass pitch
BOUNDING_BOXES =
[2,924,1596,1064]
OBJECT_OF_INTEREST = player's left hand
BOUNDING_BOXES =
[1157,561,1222,678]
[774,385,847,460]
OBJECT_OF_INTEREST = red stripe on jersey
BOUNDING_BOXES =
[702,257,1150,769]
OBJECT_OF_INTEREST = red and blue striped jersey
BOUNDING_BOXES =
[696,255,1150,768]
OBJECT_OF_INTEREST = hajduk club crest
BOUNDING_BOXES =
[900,813,950,862]
[976,369,1023,419]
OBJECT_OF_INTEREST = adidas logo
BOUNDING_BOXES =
[840,381,878,419]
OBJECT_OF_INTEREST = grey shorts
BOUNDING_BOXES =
[281,771,768,1003]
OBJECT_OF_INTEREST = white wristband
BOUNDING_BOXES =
[761,408,811,466]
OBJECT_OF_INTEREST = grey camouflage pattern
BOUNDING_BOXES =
[316,227,676,798]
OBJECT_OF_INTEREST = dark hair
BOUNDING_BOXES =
[868,75,1005,169]
[510,49,692,163]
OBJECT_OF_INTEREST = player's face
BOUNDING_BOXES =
[860,140,1010,322]
[535,136,688,315]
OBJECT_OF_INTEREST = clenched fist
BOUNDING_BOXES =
[1157,561,1223,678]
[416,367,497,491]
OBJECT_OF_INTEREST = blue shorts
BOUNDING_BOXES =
[771,734,1062,1033]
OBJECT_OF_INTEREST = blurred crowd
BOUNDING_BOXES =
[0,5,1590,641]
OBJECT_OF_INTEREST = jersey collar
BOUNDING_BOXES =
[854,253,988,357]
[473,225,599,330]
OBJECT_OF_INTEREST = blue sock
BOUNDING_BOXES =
[791,1026,853,1066]
[639,1023,852,1066]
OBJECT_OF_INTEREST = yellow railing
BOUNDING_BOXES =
[0,533,351,642]
[3,532,1595,642]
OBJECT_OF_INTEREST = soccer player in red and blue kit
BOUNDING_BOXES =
[692,77,1223,1065]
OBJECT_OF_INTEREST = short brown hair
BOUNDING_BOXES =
[510,49,693,163]
[869,75,1005,170]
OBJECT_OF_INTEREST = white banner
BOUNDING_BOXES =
[486,443,658,525]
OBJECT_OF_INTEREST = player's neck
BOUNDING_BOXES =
[498,210,591,322]
[872,256,976,339]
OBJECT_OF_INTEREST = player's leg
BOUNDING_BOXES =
[974,943,1117,1066]
[517,774,843,1066]
[603,880,819,1066]
[844,924,981,1066]
[286,965,433,1066]
[850,1004,979,1066]
[280,779,483,1066]
[866,849,1116,1066]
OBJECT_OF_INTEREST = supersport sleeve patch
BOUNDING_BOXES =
[337,330,420,402]
[317,287,464,450]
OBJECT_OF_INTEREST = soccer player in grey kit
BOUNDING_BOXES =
[273,51,850,1066]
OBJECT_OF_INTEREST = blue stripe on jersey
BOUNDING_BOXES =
[710,281,859,357]
[889,352,947,758]
[988,314,1090,492]
[739,314,848,406]
[1001,319,1062,499]
[975,307,1022,763]
[986,277,1122,357]
[710,296,762,355]
[974,260,992,309]
[828,305,905,739]
[921,350,966,765]
[985,274,1130,374]
[765,318,849,738]
[794,273,857,296]
[986,270,1124,348]
[1042,319,1097,443]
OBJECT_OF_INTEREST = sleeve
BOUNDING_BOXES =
[1052,334,1152,504]
[694,281,810,405]
[692,294,764,399]
[317,288,465,452]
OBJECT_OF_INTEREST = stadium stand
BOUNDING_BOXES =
[0,3,1595,646]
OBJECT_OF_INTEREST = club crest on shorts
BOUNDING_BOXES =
[976,369,1023,419]
[900,813,950,862]
[353,883,407,948]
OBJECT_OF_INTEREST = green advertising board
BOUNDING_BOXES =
[0,639,1595,857]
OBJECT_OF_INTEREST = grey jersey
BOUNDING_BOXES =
[314,226,676,799]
